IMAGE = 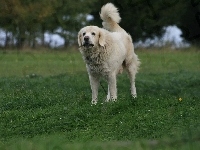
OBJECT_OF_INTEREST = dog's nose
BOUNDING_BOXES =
[84,36,89,41]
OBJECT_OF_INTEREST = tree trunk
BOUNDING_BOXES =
[5,31,9,48]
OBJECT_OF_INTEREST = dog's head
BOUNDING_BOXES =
[78,26,106,48]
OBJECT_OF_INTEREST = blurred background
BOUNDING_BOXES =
[0,0,199,49]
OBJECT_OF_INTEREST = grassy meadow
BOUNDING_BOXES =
[0,48,200,149]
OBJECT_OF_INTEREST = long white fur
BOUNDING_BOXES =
[100,3,125,33]
[100,3,121,23]
[78,3,140,105]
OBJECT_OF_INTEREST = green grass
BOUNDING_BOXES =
[0,48,200,149]
[0,50,85,77]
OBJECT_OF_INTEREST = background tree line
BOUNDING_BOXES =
[0,0,200,49]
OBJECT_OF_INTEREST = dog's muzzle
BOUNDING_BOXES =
[83,36,94,48]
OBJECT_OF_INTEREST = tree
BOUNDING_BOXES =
[90,0,183,42]
[0,0,96,49]
[0,0,54,48]
[177,0,200,45]
[46,0,96,47]
[1,0,200,48]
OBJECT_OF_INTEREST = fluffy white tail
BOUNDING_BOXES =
[100,3,121,23]
[100,3,123,32]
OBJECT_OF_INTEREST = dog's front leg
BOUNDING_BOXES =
[89,74,100,105]
[105,86,110,102]
[107,73,117,102]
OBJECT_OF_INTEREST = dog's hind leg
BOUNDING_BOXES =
[107,73,117,102]
[127,62,138,98]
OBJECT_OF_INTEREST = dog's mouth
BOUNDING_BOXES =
[83,42,94,48]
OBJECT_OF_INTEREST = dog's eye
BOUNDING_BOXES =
[91,32,95,36]
[83,32,86,36]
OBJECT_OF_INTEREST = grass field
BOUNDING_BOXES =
[0,48,200,149]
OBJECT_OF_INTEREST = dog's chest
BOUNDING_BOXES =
[84,53,109,75]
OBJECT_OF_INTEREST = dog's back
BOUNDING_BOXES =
[100,3,126,33]
[100,3,140,74]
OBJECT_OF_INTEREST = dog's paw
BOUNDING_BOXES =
[105,98,110,102]
[105,97,117,102]
[112,99,117,103]
[132,94,137,99]
[91,99,98,105]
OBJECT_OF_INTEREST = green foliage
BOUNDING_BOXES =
[177,0,200,45]
[0,0,96,48]
[0,49,200,149]
[1,0,200,48]
[0,0,55,48]
[90,0,200,43]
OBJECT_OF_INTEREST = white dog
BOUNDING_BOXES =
[78,3,140,104]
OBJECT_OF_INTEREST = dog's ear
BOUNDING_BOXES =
[78,31,82,47]
[99,30,106,47]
